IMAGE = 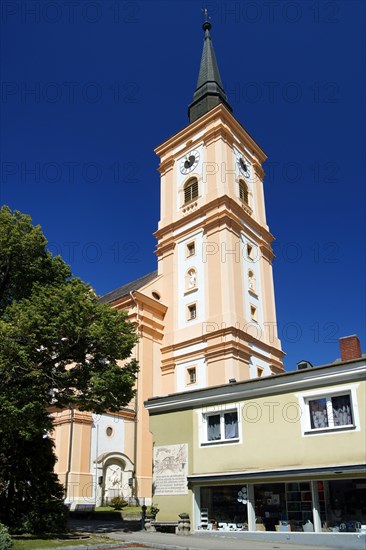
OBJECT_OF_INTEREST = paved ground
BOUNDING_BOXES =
[106,529,327,549]
[106,530,364,550]
[66,519,365,550]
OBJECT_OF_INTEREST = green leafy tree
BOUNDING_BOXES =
[0,206,138,533]
[0,522,12,550]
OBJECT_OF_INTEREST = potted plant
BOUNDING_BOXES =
[110,496,128,510]
[147,503,159,519]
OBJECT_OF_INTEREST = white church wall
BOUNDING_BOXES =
[178,230,206,329]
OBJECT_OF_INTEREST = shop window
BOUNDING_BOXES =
[323,479,366,531]
[200,485,248,529]
[202,410,239,445]
[285,482,313,524]
[305,392,354,433]
[254,483,286,532]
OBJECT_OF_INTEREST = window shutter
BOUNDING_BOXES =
[184,179,199,204]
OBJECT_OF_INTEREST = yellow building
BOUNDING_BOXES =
[53,19,285,507]
[146,335,366,533]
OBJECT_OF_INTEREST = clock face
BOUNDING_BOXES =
[238,156,250,178]
[180,150,200,175]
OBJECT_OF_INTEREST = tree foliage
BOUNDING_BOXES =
[0,522,12,550]
[0,206,139,532]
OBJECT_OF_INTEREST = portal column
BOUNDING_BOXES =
[311,480,322,532]
[247,484,256,531]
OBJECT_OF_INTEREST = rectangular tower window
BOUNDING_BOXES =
[247,244,254,260]
[187,303,197,320]
[187,367,197,385]
[187,242,195,257]
[250,305,257,321]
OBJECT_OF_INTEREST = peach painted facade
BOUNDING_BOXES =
[53,60,285,507]
[154,104,284,397]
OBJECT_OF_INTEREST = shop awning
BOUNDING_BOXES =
[187,464,366,484]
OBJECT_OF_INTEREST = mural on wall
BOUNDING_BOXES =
[153,444,188,495]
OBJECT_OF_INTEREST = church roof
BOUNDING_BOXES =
[99,270,158,304]
[188,20,232,123]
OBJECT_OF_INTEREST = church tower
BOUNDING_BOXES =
[53,18,286,508]
[154,20,284,394]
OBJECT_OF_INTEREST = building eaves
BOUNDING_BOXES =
[99,270,158,304]
[145,355,366,413]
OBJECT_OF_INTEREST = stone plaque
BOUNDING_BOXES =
[153,444,188,495]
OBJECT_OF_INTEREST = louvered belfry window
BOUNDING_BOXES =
[184,178,199,204]
[239,180,249,204]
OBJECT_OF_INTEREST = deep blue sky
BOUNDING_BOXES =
[1,0,365,370]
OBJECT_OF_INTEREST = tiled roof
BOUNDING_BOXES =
[99,270,158,304]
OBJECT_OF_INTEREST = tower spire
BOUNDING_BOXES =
[188,14,232,123]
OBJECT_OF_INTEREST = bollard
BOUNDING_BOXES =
[177,512,190,535]
[141,505,147,531]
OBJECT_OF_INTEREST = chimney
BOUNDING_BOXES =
[339,335,362,361]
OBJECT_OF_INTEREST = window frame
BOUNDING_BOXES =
[200,407,241,447]
[297,385,360,437]
[187,302,197,321]
[250,304,258,322]
[183,178,199,205]
[246,243,255,261]
[239,179,249,205]
[256,367,264,378]
[186,241,196,258]
[187,367,197,385]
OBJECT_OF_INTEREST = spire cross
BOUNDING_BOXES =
[202,7,210,23]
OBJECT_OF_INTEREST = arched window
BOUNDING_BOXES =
[239,179,249,205]
[184,178,199,204]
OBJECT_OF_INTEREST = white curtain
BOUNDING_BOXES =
[224,412,238,439]
[207,415,221,440]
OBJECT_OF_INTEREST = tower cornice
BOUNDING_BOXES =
[154,194,275,256]
[154,104,267,166]
[160,326,285,375]
[157,157,175,176]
